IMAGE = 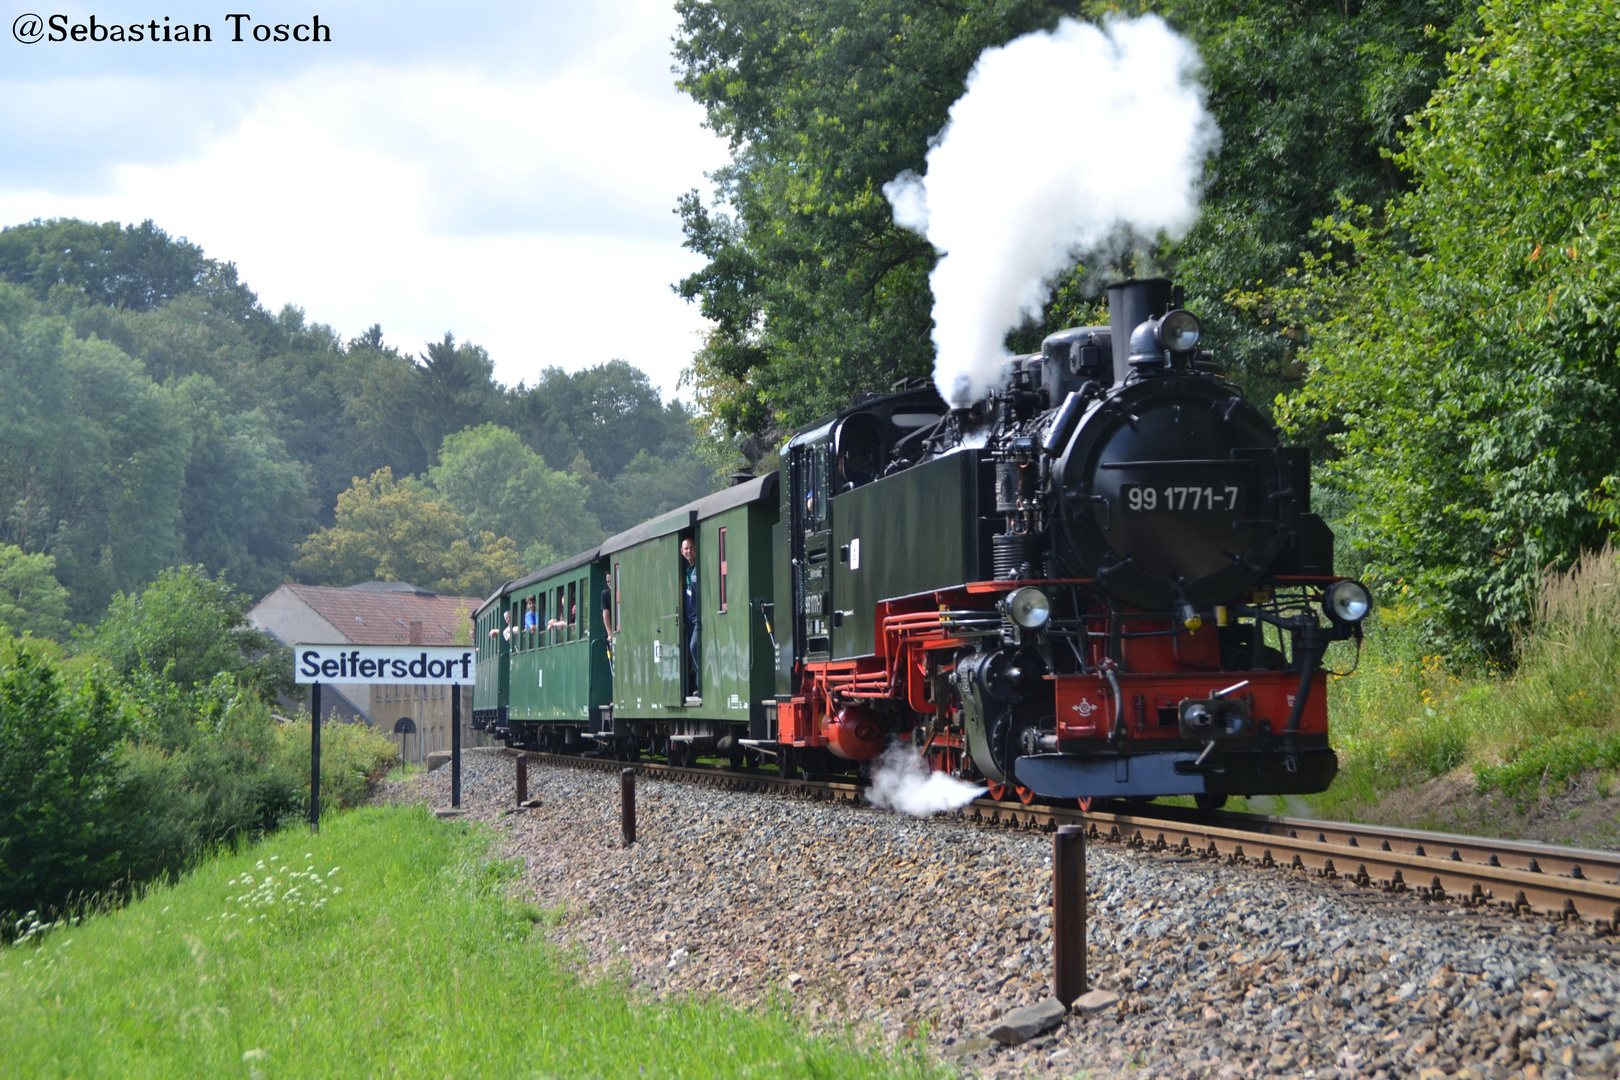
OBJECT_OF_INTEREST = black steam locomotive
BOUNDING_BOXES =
[772,277,1367,807]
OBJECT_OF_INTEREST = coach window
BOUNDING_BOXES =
[565,581,577,641]
[612,563,621,631]
[718,527,729,613]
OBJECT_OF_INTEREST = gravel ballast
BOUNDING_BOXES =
[387,750,1620,1079]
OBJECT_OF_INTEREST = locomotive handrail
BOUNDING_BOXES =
[1098,458,1257,468]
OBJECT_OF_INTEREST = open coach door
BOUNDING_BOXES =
[651,510,696,708]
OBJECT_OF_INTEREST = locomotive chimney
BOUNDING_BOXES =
[1105,278,1173,386]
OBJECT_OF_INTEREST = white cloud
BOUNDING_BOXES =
[0,0,728,397]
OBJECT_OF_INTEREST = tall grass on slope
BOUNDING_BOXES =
[1473,545,1620,798]
[1320,545,1620,813]
[1,805,940,1080]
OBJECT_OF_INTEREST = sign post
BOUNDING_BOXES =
[451,682,462,808]
[310,682,322,833]
[294,644,478,818]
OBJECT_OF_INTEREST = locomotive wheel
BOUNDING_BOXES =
[1015,785,1037,805]
[1194,793,1228,812]
[986,780,1007,802]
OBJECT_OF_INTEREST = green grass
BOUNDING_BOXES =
[1,805,940,1079]
[1306,546,1620,816]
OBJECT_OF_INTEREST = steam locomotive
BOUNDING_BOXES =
[473,278,1368,808]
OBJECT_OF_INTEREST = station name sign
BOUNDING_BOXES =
[294,645,475,685]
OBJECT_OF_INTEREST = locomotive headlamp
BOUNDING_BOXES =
[1324,580,1372,623]
[1160,309,1202,353]
[1005,587,1052,629]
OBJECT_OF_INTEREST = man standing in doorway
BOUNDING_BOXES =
[681,536,699,697]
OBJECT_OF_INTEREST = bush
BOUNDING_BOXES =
[2,604,396,927]
[273,718,400,813]
[0,637,134,924]
[77,564,291,701]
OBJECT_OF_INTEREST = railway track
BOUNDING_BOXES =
[507,750,1620,931]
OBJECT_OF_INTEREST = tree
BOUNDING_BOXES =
[343,332,502,477]
[1094,0,1474,403]
[0,545,71,641]
[591,449,721,538]
[171,377,314,600]
[672,0,1473,439]
[255,314,389,524]
[674,0,1076,436]
[0,284,188,621]
[0,217,260,318]
[78,565,290,700]
[428,424,602,569]
[293,468,523,598]
[1273,0,1620,658]
[502,361,699,480]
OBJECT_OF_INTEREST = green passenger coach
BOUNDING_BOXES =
[599,473,778,764]
[473,549,611,752]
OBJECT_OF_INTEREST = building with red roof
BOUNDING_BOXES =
[249,581,484,763]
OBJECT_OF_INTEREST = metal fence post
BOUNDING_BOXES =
[516,753,528,805]
[1054,824,1087,1008]
[621,768,636,846]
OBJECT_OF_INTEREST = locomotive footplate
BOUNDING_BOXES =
[1013,744,1338,800]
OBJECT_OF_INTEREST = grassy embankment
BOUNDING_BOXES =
[1305,546,1620,839]
[1,804,940,1080]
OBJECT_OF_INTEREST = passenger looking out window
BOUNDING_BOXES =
[681,537,699,693]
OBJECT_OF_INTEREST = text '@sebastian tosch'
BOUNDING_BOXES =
[12,13,331,44]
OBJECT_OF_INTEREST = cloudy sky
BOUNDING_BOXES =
[0,1,730,397]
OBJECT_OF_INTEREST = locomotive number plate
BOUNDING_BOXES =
[1123,483,1243,512]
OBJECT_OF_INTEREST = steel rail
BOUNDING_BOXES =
[505,750,1620,929]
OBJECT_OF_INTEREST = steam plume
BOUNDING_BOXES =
[883,16,1219,404]
[867,740,985,817]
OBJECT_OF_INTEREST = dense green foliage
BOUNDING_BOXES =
[0,219,717,622]
[505,361,720,537]
[0,571,394,927]
[1274,0,1620,655]
[0,546,70,641]
[672,0,1472,442]
[0,639,133,925]
[0,806,941,1078]
[1114,0,1472,403]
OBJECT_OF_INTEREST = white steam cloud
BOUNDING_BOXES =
[883,15,1219,405]
[866,740,986,817]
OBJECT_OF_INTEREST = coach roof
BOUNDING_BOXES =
[477,472,778,615]
[598,471,776,557]
[477,546,601,615]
